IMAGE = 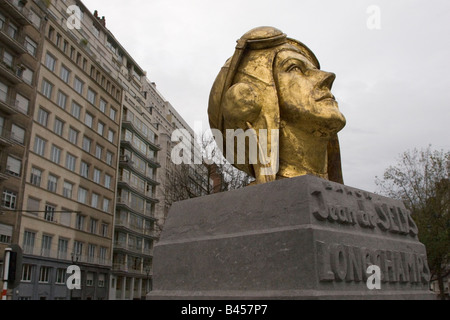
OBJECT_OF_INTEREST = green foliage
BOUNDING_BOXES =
[376,146,449,298]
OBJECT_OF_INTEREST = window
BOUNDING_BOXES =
[60,210,71,227]
[91,193,99,209]
[51,145,62,164]
[93,168,101,184]
[107,129,115,143]
[22,264,34,282]
[99,99,107,113]
[65,154,77,172]
[34,136,46,156]
[48,26,55,40]
[63,182,74,199]
[27,197,40,213]
[84,113,93,128]
[86,272,94,286]
[78,187,88,204]
[29,10,41,28]
[68,127,79,145]
[7,23,18,39]
[56,269,66,284]
[39,267,51,283]
[87,89,97,105]
[21,67,34,86]
[2,190,17,209]
[80,161,90,179]
[44,204,56,222]
[95,145,103,159]
[103,198,111,213]
[45,53,56,72]
[60,65,70,83]
[47,175,58,193]
[76,214,85,231]
[88,245,96,263]
[110,108,117,121]
[74,241,83,256]
[15,93,29,114]
[56,33,61,47]
[37,108,49,127]
[0,81,8,102]
[82,136,92,152]
[3,50,13,67]
[57,91,67,109]
[30,167,42,186]
[90,219,98,234]
[6,156,22,177]
[74,77,84,95]
[11,124,25,144]
[93,25,100,38]
[25,37,38,56]
[98,274,106,288]
[41,80,53,99]
[104,174,112,189]
[71,102,81,119]
[54,118,64,136]
[0,223,12,244]
[0,13,4,29]
[41,235,52,257]
[106,152,114,166]
[101,224,109,237]
[57,238,69,260]
[97,121,104,136]
[23,231,36,254]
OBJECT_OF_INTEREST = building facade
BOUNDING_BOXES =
[1,0,210,300]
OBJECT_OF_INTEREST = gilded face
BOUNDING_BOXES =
[274,50,346,137]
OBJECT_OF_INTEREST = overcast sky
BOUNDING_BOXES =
[81,0,450,192]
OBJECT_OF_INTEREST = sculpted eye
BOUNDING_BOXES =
[287,65,305,73]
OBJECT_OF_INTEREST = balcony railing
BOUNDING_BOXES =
[115,219,157,238]
[114,241,154,257]
[22,246,112,266]
[112,263,152,276]
[0,0,33,26]
[0,97,29,115]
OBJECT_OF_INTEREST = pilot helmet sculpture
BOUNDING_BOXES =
[209,26,346,185]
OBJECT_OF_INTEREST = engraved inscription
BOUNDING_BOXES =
[311,183,419,237]
[316,241,431,285]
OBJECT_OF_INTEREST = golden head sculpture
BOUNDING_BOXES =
[208,26,346,185]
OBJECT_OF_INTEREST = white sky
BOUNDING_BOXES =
[81,0,450,192]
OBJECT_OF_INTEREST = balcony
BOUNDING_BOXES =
[116,197,157,219]
[118,177,158,203]
[0,97,28,115]
[0,0,32,26]
[112,263,150,276]
[119,156,160,186]
[115,219,158,239]
[114,241,153,257]
[0,62,24,84]
[0,29,27,54]
[121,120,161,151]
[0,129,15,147]
[120,140,161,168]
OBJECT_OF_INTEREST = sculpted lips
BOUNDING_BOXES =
[316,92,336,102]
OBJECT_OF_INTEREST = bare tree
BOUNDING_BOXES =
[376,146,450,299]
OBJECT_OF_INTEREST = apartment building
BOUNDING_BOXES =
[0,0,46,299]
[1,0,211,300]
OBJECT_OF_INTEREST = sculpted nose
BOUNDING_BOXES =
[317,71,336,90]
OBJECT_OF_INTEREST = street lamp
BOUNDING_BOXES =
[145,265,151,294]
